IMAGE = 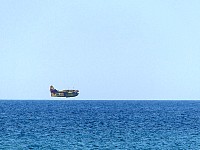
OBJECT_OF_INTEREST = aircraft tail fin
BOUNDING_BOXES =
[50,85,57,96]
[50,85,55,90]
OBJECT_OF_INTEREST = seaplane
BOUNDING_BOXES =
[50,85,79,98]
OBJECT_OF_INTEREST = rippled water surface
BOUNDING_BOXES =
[0,100,200,149]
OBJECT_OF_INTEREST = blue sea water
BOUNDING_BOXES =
[0,100,200,149]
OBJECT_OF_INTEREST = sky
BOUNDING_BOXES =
[0,0,200,100]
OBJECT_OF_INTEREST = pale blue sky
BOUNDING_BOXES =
[0,0,200,100]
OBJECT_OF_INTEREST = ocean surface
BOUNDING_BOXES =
[0,100,200,149]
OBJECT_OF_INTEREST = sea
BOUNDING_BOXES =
[0,100,200,150]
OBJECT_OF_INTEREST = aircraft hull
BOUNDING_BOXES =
[50,86,79,98]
